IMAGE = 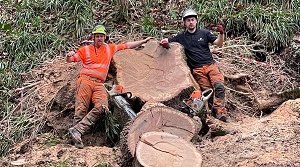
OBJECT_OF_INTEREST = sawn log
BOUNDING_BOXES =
[113,40,198,110]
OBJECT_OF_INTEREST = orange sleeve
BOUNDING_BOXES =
[109,43,128,58]
[75,46,86,62]
[116,43,128,51]
[110,43,128,52]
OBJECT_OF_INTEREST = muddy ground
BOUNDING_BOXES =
[1,55,299,167]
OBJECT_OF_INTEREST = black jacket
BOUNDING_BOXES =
[168,28,217,68]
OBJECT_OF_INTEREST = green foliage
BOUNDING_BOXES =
[94,162,112,167]
[111,0,130,22]
[188,0,300,51]
[103,112,120,144]
[1,0,300,159]
[10,114,32,140]
[141,16,160,36]
[0,134,11,158]
[0,23,11,31]
[42,133,61,147]
[47,160,70,167]
[0,0,102,157]
[0,113,31,158]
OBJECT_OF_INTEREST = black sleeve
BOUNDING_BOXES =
[168,34,180,43]
[205,30,217,44]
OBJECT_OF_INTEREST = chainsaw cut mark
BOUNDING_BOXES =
[140,139,184,159]
[160,124,195,135]
[155,110,163,128]
[135,131,202,167]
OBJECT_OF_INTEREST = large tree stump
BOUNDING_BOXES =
[135,131,202,167]
[115,41,201,166]
[119,102,200,166]
[114,40,198,110]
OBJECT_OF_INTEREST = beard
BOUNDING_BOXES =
[94,40,104,47]
[187,24,196,31]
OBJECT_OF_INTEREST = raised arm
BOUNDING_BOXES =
[212,24,225,47]
[213,33,224,47]
[126,37,152,49]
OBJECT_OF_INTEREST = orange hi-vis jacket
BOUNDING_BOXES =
[71,43,128,81]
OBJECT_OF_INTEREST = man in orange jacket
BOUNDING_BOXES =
[160,9,228,122]
[66,25,151,148]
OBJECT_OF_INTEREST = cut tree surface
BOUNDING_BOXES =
[126,102,200,156]
[114,40,198,102]
[135,131,202,167]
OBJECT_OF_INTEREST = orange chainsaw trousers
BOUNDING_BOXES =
[74,75,108,133]
[192,63,227,114]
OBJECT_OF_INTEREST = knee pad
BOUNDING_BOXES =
[214,82,225,98]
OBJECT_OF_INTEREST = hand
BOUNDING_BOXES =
[160,38,170,49]
[215,24,224,34]
[144,37,153,43]
[66,51,75,57]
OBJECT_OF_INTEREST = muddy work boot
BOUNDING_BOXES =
[68,127,84,149]
[212,108,228,122]
[69,107,103,148]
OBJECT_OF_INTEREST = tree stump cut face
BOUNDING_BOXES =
[127,102,200,155]
[136,131,202,167]
[114,40,197,102]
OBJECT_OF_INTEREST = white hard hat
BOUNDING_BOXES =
[182,8,197,21]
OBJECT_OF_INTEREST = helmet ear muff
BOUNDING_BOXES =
[105,36,109,42]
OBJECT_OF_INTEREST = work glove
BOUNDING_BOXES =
[160,39,170,49]
[113,84,124,94]
[215,24,225,34]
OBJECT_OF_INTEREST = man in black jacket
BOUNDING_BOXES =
[160,8,228,122]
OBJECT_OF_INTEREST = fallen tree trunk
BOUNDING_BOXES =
[135,131,202,167]
[114,41,201,166]
[113,40,198,111]
[224,73,249,80]
[119,102,200,167]
[256,87,300,111]
[256,95,286,111]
